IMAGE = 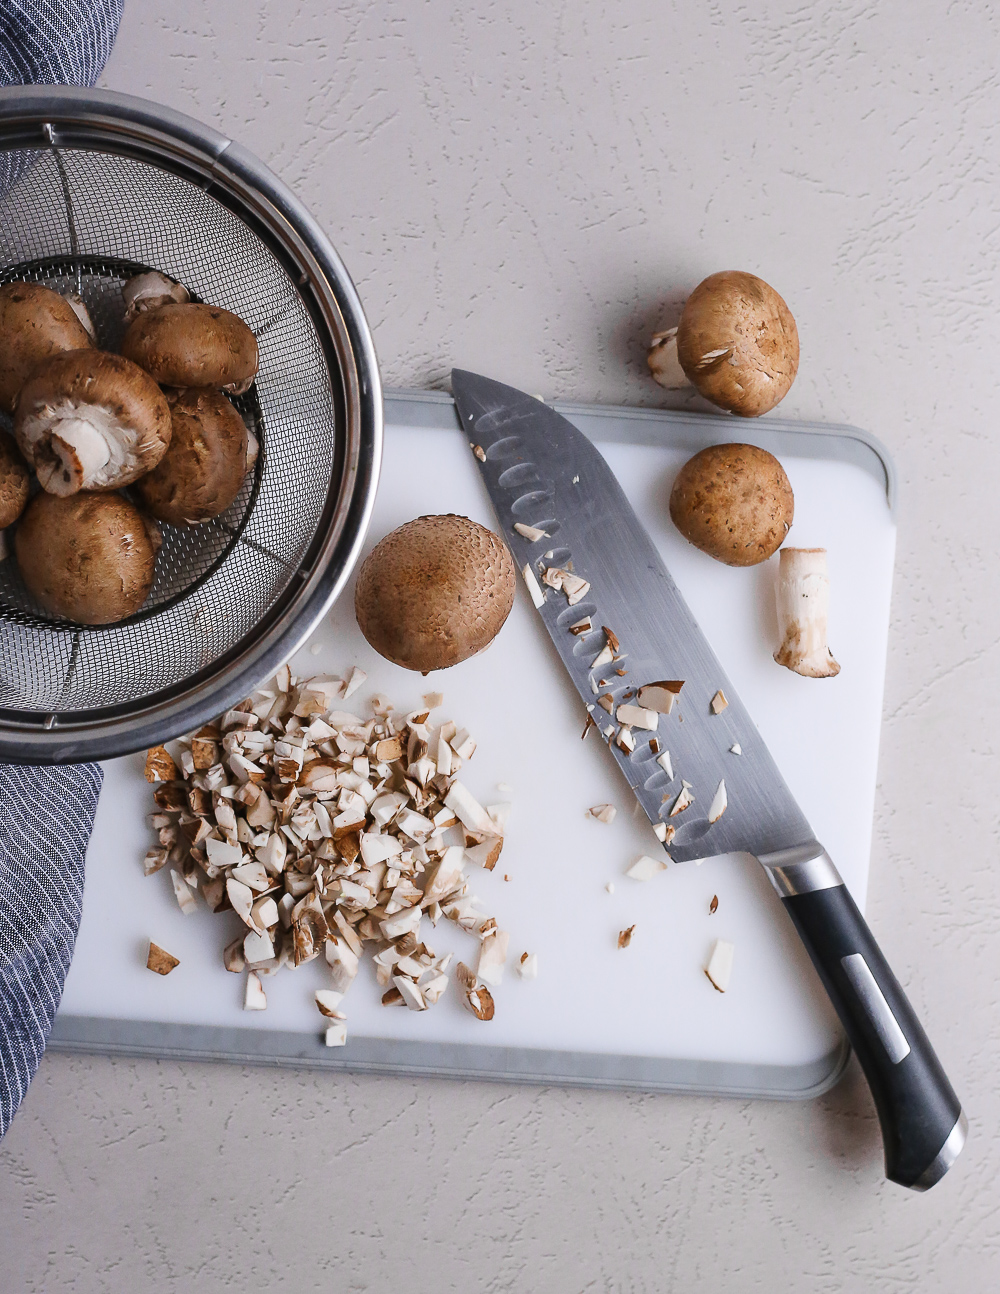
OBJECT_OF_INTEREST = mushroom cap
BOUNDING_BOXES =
[355,514,516,672]
[676,272,799,417]
[15,491,157,624]
[121,302,259,392]
[136,387,251,526]
[669,443,794,566]
[0,432,30,529]
[14,349,172,495]
[122,271,190,321]
[0,281,95,413]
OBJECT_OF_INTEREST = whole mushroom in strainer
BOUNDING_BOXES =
[648,271,799,417]
[0,432,30,529]
[121,271,190,321]
[15,491,158,624]
[121,302,259,394]
[136,388,251,526]
[0,281,95,413]
[13,350,172,496]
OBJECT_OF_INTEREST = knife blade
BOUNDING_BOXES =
[451,368,965,1190]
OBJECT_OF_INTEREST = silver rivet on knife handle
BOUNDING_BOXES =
[840,952,911,1065]
[757,842,843,897]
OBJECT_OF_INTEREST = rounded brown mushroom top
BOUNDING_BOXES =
[0,281,95,413]
[136,387,250,526]
[15,491,157,625]
[14,349,172,495]
[355,514,516,672]
[676,271,799,417]
[0,432,30,530]
[669,443,794,566]
[121,302,259,393]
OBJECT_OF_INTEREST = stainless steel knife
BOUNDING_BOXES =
[451,368,965,1191]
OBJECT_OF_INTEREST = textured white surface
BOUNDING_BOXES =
[60,424,892,1076]
[1,2,997,1288]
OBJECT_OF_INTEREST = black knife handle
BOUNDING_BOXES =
[761,845,966,1189]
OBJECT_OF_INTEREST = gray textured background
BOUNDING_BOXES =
[2,2,997,1288]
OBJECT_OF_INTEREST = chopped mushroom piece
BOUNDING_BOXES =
[616,727,636,754]
[170,869,198,914]
[618,925,635,949]
[710,895,719,915]
[708,780,728,824]
[472,444,486,461]
[705,939,735,992]
[516,952,538,980]
[569,616,592,635]
[730,743,742,756]
[324,1022,348,1047]
[625,855,668,882]
[244,970,267,1010]
[513,522,548,542]
[587,804,617,824]
[710,690,729,715]
[637,681,684,715]
[146,942,180,975]
[669,786,695,816]
[616,703,658,731]
[656,749,674,780]
[605,881,615,894]
[144,746,177,783]
[522,563,545,608]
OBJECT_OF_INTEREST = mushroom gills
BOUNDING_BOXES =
[21,400,143,495]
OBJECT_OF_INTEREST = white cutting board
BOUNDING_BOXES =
[59,399,896,1084]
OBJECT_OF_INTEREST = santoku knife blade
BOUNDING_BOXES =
[451,368,965,1191]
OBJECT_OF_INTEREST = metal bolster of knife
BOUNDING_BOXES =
[757,842,843,897]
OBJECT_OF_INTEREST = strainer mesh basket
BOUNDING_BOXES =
[0,145,340,715]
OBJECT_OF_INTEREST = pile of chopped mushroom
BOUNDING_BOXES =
[143,668,514,1043]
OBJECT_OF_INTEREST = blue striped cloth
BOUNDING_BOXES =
[0,0,122,1137]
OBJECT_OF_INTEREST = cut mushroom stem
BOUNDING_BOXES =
[647,327,692,390]
[773,548,841,678]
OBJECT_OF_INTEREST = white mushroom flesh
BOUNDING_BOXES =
[20,400,145,495]
[773,548,842,678]
[647,327,693,391]
[122,271,190,320]
[705,939,735,993]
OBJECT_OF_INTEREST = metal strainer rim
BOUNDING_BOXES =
[0,87,382,765]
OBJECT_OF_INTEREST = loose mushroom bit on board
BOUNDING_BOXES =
[13,350,172,496]
[143,677,516,1041]
[15,491,156,625]
[136,388,251,526]
[121,301,259,394]
[0,432,30,529]
[0,281,95,414]
[354,515,516,672]
[669,443,794,567]
[672,271,799,417]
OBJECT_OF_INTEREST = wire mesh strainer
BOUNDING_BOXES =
[0,88,381,764]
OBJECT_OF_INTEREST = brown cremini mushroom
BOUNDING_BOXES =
[14,350,172,496]
[0,432,30,528]
[355,514,516,672]
[648,271,799,417]
[121,302,259,394]
[121,271,190,321]
[669,443,794,566]
[136,388,251,526]
[15,491,157,624]
[0,281,95,413]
